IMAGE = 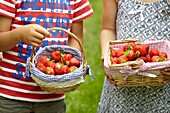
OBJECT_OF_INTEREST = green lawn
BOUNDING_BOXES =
[65,1,105,113]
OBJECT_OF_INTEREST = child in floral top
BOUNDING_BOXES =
[98,0,170,112]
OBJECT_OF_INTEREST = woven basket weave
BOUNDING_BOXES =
[29,27,87,94]
[104,39,170,87]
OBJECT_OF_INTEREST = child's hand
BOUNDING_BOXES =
[160,67,170,76]
[16,24,51,47]
[101,55,104,61]
[101,55,116,85]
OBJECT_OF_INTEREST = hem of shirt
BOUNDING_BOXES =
[0,93,65,102]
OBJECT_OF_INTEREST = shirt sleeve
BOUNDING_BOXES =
[0,0,16,18]
[73,0,94,23]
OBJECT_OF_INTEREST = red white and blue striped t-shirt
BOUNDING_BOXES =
[0,0,93,102]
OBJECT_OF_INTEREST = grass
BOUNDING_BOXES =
[65,1,104,113]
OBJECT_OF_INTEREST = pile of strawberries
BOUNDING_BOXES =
[110,42,168,64]
[36,51,80,75]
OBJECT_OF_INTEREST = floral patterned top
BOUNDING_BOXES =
[98,0,170,113]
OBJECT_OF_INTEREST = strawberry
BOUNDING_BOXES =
[54,62,64,75]
[136,57,143,62]
[68,66,78,72]
[115,48,124,57]
[123,42,136,51]
[63,65,69,74]
[47,61,56,69]
[151,55,168,62]
[61,53,73,65]
[151,55,161,62]
[123,50,135,61]
[146,54,151,62]
[110,49,116,58]
[37,55,49,66]
[117,55,128,64]
[161,57,168,61]
[149,48,159,57]
[51,51,61,61]
[110,57,117,64]
[69,57,80,67]
[142,44,149,53]
[136,56,147,62]
[159,51,167,58]
[134,45,147,56]
[46,67,55,75]
[37,63,46,73]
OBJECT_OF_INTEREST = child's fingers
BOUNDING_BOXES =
[32,31,46,40]
[160,68,170,76]
[33,24,51,37]
[30,42,41,47]
[161,71,170,76]
[164,67,170,72]
[101,56,104,61]
[32,37,44,44]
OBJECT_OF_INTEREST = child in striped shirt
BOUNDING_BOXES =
[0,0,93,113]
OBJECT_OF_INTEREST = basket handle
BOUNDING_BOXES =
[109,38,140,45]
[30,27,86,71]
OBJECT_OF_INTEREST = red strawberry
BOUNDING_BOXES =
[151,55,168,62]
[136,57,143,62]
[146,54,151,62]
[54,62,64,75]
[37,63,46,73]
[151,55,161,62]
[159,51,167,58]
[111,49,116,58]
[51,51,61,61]
[142,44,149,53]
[63,65,69,74]
[161,57,168,61]
[124,50,135,61]
[68,66,78,72]
[134,45,147,56]
[123,42,136,51]
[47,61,56,69]
[117,55,128,64]
[110,57,117,64]
[115,48,124,57]
[37,55,49,66]
[46,67,55,75]
[136,56,147,62]
[62,53,73,65]
[149,48,159,57]
[69,57,80,67]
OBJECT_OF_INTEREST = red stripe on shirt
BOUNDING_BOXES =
[0,88,64,99]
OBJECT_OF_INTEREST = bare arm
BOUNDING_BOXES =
[68,21,83,51]
[100,0,118,84]
[0,16,20,52]
[100,0,118,57]
[0,16,51,52]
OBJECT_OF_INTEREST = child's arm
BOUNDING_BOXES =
[67,21,83,51]
[100,0,118,84]
[100,0,118,57]
[0,16,51,52]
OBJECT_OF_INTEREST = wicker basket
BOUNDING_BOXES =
[29,27,87,94]
[104,39,170,87]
